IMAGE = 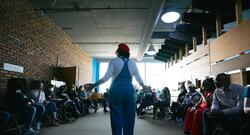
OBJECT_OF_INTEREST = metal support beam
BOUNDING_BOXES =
[151,32,170,39]
[179,49,183,60]
[159,49,176,55]
[137,0,166,61]
[235,0,243,25]
[216,14,222,37]
[170,57,173,66]
[168,60,170,68]
[185,44,189,57]
[174,53,178,63]
[193,37,197,52]
[202,27,207,45]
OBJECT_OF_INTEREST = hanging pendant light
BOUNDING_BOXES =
[146,44,156,55]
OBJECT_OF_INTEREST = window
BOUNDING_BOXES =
[99,61,168,93]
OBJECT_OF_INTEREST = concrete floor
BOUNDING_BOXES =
[40,110,184,135]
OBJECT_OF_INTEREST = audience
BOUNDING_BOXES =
[2,73,250,135]
[67,85,84,115]
[78,85,92,114]
[153,87,171,119]
[6,78,38,135]
[137,86,155,118]
[44,84,60,125]
[90,88,108,113]
[179,82,201,123]
[170,82,188,122]
[55,85,80,121]
[203,73,245,135]
[184,78,216,135]
[27,81,46,131]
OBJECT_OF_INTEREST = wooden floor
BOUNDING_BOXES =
[39,110,184,135]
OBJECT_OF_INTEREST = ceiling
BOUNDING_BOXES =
[30,0,250,62]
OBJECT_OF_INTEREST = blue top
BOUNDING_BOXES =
[211,83,245,115]
[243,86,250,98]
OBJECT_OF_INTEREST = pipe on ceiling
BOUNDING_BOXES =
[137,0,166,61]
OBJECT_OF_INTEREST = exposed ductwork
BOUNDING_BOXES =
[137,0,166,61]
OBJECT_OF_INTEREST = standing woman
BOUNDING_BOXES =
[86,43,145,135]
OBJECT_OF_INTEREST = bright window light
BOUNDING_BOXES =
[146,51,157,55]
[161,11,180,23]
[99,62,167,92]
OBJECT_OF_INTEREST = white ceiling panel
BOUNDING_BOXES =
[79,44,140,59]
[46,12,94,28]
[78,0,150,8]
[31,0,194,60]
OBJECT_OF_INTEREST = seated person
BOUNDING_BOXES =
[6,78,38,135]
[137,86,154,118]
[136,89,145,104]
[28,81,50,129]
[90,88,108,113]
[78,85,92,114]
[203,73,245,135]
[170,82,187,122]
[153,87,171,119]
[184,78,216,135]
[0,111,11,130]
[67,85,84,115]
[103,88,109,112]
[56,85,80,120]
[44,84,61,125]
[240,86,250,135]
[183,82,201,107]
[180,82,201,122]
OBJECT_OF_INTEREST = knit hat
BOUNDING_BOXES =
[117,43,130,54]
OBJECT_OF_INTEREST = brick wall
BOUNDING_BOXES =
[0,0,93,97]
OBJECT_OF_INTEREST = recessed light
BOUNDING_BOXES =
[161,11,180,23]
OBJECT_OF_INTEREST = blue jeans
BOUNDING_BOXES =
[109,82,135,135]
[32,103,45,122]
[46,101,57,114]
[16,105,36,129]
[203,110,242,135]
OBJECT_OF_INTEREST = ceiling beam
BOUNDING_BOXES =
[161,44,182,51]
[137,0,166,61]
[156,53,171,59]
[182,12,234,28]
[169,32,202,45]
[164,39,186,47]
[154,56,168,62]
[192,0,250,15]
[159,49,176,55]
[175,24,203,38]
[154,55,169,62]
[151,32,170,39]
[152,32,202,45]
